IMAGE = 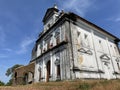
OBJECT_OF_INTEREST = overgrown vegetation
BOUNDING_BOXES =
[0,79,13,86]
[0,81,5,86]
[77,83,91,90]
[6,79,13,86]
[0,80,120,90]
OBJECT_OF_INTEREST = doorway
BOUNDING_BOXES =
[56,65,61,80]
[57,65,60,76]
[23,73,28,84]
[14,72,17,84]
[46,60,51,82]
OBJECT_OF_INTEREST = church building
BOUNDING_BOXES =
[32,5,120,82]
[13,5,120,84]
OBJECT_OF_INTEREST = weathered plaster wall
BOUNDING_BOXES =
[70,20,120,80]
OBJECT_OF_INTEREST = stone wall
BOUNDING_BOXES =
[12,62,35,85]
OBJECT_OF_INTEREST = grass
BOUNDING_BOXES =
[0,80,120,90]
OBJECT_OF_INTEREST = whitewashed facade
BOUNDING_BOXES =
[31,5,120,82]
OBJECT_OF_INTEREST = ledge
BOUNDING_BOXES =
[30,41,68,62]
[73,67,104,73]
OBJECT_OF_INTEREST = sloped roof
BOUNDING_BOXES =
[68,12,120,42]
[37,12,120,43]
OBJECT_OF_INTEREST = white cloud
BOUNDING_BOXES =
[107,16,120,23]
[57,0,95,16]
[16,37,35,54]
[115,17,120,22]
[2,48,12,52]
[0,54,8,58]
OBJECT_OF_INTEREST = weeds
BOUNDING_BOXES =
[77,83,91,90]
[0,80,120,90]
[99,80,111,86]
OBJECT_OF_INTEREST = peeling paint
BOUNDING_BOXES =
[78,55,83,64]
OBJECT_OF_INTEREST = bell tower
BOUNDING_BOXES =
[42,4,59,32]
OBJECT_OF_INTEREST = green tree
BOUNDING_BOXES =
[6,79,12,86]
[5,64,23,85]
[6,64,23,77]
[0,80,5,86]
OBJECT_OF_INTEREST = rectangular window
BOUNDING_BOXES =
[55,28,60,45]
[57,65,60,77]
[50,42,53,48]
[40,44,43,54]
[47,40,50,50]
[44,34,52,50]
[56,36,60,45]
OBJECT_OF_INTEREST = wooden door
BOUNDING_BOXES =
[46,61,50,82]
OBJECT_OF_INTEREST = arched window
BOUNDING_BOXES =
[55,30,60,45]
[28,72,34,84]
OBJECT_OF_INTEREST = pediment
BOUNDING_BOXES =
[100,54,110,60]
[54,58,60,65]
[78,48,93,55]
[78,48,86,53]
[43,8,59,23]
[86,50,93,55]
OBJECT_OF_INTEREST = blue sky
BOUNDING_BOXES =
[0,0,120,83]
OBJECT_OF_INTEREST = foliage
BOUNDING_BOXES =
[78,83,91,90]
[5,64,23,86]
[5,64,23,77]
[0,80,5,86]
[6,79,12,86]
